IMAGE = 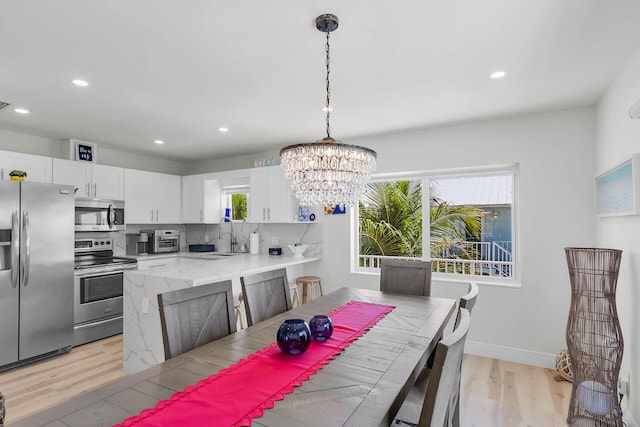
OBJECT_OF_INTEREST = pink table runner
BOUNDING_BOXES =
[115,301,394,427]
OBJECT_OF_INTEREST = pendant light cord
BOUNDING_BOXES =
[325,29,331,139]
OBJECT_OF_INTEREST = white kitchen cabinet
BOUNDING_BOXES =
[249,166,297,222]
[154,173,182,223]
[182,174,221,223]
[124,169,182,224]
[0,150,52,183]
[52,158,124,199]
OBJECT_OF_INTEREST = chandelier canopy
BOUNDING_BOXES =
[279,14,377,207]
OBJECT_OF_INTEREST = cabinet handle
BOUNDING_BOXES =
[150,210,154,221]
[93,183,97,198]
[155,209,159,222]
[86,182,91,197]
[1,168,3,180]
[263,208,266,221]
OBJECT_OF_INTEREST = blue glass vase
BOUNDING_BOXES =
[276,319,311,355]
[309,315,333,342]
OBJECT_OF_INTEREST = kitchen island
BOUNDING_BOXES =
[123,253,320,373]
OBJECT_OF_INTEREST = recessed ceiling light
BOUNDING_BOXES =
[322,106,333,112]
[14,108,29,114]
[71,79,89,87]
[154,140,164,145]
[218,127,229,132]
[490,71,506,79]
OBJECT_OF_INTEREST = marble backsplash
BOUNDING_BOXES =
[184,222,322,258]
[79,222,322,258]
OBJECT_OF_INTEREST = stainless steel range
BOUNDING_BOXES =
[74,237,137,346]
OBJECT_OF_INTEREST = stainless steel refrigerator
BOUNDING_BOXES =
[0,180,75,368]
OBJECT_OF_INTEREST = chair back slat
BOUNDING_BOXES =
[157,280,236,360]
[380,258,432,296]
[241,268,292,327]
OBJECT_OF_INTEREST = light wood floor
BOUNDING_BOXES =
[0,335,572,426]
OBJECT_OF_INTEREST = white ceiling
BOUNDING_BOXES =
[1,1,640,162]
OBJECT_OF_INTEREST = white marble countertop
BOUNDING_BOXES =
[122,252,319,373]
[127,252,320,286]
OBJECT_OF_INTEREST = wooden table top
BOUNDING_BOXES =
[15,287,455,427]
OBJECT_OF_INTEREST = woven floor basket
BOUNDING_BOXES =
[556,349,573,382]
[0,391,4,427]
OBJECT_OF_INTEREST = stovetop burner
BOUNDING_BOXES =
[74,237,137,274]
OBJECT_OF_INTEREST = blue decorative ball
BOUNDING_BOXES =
[277,319,311,355]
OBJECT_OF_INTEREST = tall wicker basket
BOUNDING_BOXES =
[565,247,623,427]
[0,391,4,427]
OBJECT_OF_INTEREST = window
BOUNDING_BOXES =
[222,185,249,221]
[353,165,518,283]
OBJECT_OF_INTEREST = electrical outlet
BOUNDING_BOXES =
[618,372,630,395]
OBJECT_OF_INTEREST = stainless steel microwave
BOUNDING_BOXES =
[75,198,125,231]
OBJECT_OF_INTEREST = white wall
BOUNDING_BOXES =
[595,48,640,422]
[186,149,280,174]
[0,130,187,175]
[0,128,61,157]
[303,107,597,367]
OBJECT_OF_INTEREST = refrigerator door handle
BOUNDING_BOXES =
[21,210,31,287]
[11,210,19,288]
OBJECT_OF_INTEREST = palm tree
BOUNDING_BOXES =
[359,180,484,261]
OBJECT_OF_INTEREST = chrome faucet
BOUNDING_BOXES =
[218,217,235,252]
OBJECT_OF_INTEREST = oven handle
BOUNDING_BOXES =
[74,270,127,279]
[74,315,123,330]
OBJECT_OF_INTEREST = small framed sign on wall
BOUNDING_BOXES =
[74,141,97,163]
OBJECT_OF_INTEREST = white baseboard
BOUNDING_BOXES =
[622,396,639,427]
[465,340,556,369]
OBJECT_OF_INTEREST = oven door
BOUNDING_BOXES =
[74,271,123,325]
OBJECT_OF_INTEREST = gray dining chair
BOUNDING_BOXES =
[379,258,432,296]
[157,279,236,360]
[393,308,471,427]
[449,281,479,427]
[240,268,292,327]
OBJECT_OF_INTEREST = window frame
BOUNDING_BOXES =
[351,164,520,287]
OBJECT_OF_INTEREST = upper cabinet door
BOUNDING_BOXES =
[249,168,269,222]
[267,166,296,222]
[0,150,52,183]
[124,169,154,224]
[182,174,205,223]
[249,166,296,223]
[92,164,124,200]
[153,173,182,224]
[182,174,221,224]
[52,158,91,196]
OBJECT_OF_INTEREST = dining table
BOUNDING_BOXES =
[14,287,455,427]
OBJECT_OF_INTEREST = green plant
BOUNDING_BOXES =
[358,180,484,260]
[9,169,27,177]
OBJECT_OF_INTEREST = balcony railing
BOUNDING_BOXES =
[358,241,513,278]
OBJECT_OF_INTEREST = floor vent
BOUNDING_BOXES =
[0,101,10,110]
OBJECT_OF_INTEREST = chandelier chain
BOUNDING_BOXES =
[325,29,331,139]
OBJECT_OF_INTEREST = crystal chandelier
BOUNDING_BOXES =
[280,14,377,207]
